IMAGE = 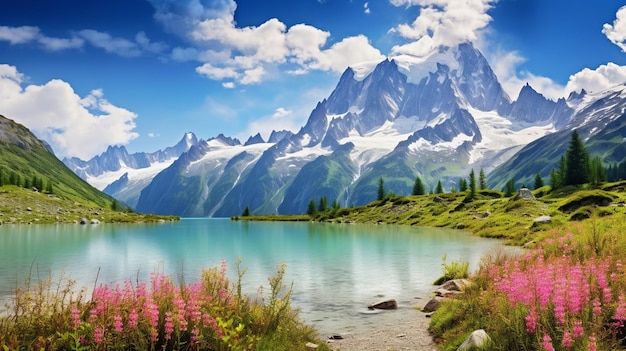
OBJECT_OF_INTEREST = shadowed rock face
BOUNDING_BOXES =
[368,298,398,310]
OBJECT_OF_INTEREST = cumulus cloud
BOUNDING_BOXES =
[0,64,138,159]
[389,0,497,57]
[152,0,384,86]
[603,5,626,52]
[565,63,626,95]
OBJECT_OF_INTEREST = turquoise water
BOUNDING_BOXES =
[0,218,510,334]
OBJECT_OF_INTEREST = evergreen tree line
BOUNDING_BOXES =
[549,130,607,190]
[299,131,616,216]
[0,169,53,193]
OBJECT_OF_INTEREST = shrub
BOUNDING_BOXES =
[0,261,330,351]
[433,255,469,285]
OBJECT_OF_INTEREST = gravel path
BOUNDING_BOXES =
[325,309,439,351]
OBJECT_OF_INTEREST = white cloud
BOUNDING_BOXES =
[0,25,40,44]
[0,64,138,159]
[241,107,301,141]
[389,0,497,57]
[565,63,626,95]
[364,2,371,14]
[78,30,143,57]
[153,1,384,86]
[603,5,626,52]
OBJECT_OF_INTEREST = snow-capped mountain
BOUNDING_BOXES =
[62,132,198,207]
[128,42,574,216]
[489,83,626,189]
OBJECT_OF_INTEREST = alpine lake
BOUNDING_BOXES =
[0,218,515,335]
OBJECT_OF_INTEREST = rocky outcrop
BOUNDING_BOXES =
[516,188,535,200]
[423,279,471,313]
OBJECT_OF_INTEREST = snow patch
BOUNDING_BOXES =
[351,59,386,81]
[392,48,459,85]
[466,107,555,165]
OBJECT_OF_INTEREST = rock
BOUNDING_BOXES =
[533,215,552,224]
[305,342,319,349]
[516,188,535,200]
[79,218,88,225]
[26,207,32,212]
[328,334,344,340]
[422,296,444,313]
[90,219,101,224]
[434,196,445,203]
[457,329,491,351]
[368,298,398,310]
[440,279,471,292]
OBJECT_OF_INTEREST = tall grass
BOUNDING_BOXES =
[430,217,626,351]
[0,260,329,351]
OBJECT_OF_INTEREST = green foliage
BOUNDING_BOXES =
[0,261,331,351]
[413,175,426,195]
[242,206,251,216]
[306,199,317,216]
[534,173,544,190]
[504,178,516,197]
[468,169,477,199]
[436,180,444,194]
[459,177,468,192]
[318,196,328,212]
[377,177,386,201]
[565,130,590,186]
[433,255,469,285]
[479,168,487,190]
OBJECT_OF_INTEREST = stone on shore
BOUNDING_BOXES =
[516,188,535,200]
[422,296,444,313]
[457,329,491,351]
[368,298,398,310]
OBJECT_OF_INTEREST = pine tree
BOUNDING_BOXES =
[435,180,443,194]
[412,176,425,196]
[331,199,340,211]
[318,196,328,212]
[504,179,516,197]
[565,130,590,186]
[589,156,606,185]
[307,200,317,215]
[45,181,53,194]
[377,177,386,201]
[479,168,487,190]
[534,173,544,190]
[242,206,251,217]
[459,178,468,192]
[469,169,477,199]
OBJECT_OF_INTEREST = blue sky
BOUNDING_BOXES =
[1,0,626,159]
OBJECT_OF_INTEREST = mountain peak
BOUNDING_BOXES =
[244,133,265,146]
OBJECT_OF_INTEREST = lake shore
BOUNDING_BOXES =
[325,308,438,351]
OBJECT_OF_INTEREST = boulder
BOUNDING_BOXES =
[434,196,445,203]
[79,218,88,225]
[457,329,491,351]
[368,298,398,310]
[440,279,471,292]
[422,296,444,313]
[533,215,552,224]
[305,342,319,349]
[516,188,535,200]
[90,219,101,224]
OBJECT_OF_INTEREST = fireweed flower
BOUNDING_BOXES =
[541,334,555,351]
[94,326,105,344]
[70,307,81,329]
[562,331,573,348]
[113,314,123,333]
[165,311,174,340]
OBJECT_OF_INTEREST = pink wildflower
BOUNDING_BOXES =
[525,308,537,333]
[70,307,81,329]
[542,334,555,351]
[592,299,602,317]
[113,314,123,333]
[128,308,139,328]
[94,326,105,344]
[165,312,174,341]
[573,320,584,339]
[588,334,597,351]
[562,331,573,348]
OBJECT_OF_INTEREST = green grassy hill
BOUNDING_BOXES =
[0,115,177,224]
[240,182,626,246]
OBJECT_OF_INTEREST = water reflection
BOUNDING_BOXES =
[0,219,513,334]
